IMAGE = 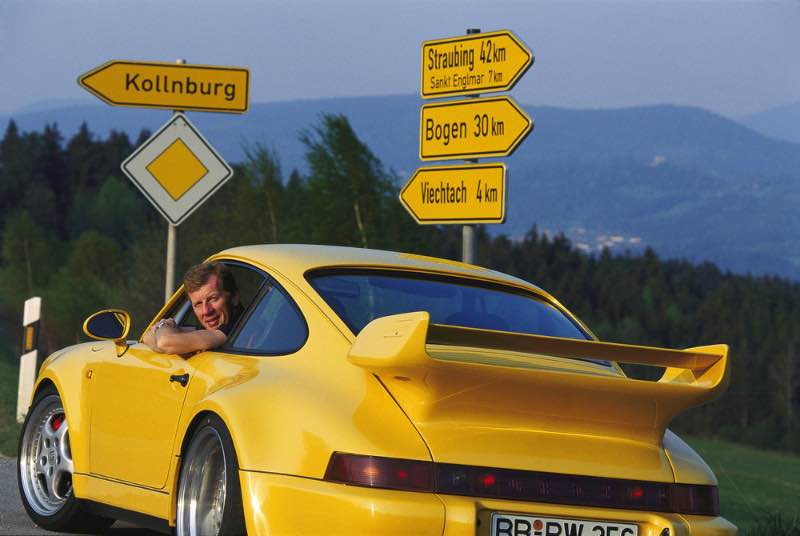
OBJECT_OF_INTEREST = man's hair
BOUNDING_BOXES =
[183,262,238,294]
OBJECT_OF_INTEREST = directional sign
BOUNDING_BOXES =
[419,96,533,161]
[121,113,233,225]
[421,30,533,98]
[399,163,506,224]
[79,60,249,113]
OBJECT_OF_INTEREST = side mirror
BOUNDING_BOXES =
[83,309,131,343]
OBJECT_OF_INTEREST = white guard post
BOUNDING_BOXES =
[17,297,41,423]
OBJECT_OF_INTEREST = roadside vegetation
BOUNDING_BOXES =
[0,354,21,456]
[686,436,800,534]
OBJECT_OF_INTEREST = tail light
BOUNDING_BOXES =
[324,453,719,517]
[324,453,434,492]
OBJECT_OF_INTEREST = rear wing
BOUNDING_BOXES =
[349,311,729,441]
[428,323,726,381]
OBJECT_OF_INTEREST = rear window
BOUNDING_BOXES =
[307,270,589,340]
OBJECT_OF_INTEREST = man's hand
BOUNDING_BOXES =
[143,318,174,352]
[142,317,227,355]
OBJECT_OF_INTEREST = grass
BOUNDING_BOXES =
[685,436,800,533]
[0,359,22,457]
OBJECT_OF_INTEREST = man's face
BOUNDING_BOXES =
[188,274,237,331]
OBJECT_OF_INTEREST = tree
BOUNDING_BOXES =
[0,210,55,300]
[300,114,392,248]
[242,143,283,242]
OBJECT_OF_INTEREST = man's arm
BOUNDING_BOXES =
[152,324,227,355]
[143,319,226,354]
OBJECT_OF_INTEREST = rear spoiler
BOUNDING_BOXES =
[428,323,725,377]
[349,311,729,440]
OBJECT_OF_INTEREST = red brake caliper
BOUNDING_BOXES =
[51,415,64,431]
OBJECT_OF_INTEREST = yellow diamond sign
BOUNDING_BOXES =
[121,113,232,225]
[146,139,209,200]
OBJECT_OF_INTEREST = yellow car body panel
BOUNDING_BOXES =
[73,473,171,520]
[236,470,737,536]
[239,471,445,535]
[88,344,190,488]
[26,244,735,534]
[34,345,95,478]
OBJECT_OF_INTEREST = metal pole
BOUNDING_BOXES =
[164,58,186,302]
[462,28,481,265]
[462,225,475,264]
[165,223,177,301]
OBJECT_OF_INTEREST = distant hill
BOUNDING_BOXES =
[2,96,800,280]
[738,101,800,144]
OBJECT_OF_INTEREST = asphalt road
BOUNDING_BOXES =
[0,457,164,535]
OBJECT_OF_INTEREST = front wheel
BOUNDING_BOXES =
[176,414,246,536]
[17,385,114,533]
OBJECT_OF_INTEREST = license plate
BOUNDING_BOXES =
[490,513,638,536]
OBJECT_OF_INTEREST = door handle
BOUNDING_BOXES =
[169,373,189,387]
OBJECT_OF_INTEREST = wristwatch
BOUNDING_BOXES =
[153,319,169,341]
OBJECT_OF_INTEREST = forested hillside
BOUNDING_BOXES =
[0,116,798,453]
[6,97,800,279]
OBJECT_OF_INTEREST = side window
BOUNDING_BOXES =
[228,283,308,355]
[161,295,199,329]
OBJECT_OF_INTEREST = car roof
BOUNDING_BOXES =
[212,243,600,350]
[214,243,545,294]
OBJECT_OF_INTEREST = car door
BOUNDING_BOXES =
[88,338,193,489]
[89,261,266,489]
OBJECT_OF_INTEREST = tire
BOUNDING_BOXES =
[17,384,114,533]
[176,414,246,536]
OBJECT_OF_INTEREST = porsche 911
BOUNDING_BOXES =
[18,244,736,535]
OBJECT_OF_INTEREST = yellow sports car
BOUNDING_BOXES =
[18,245,736,535]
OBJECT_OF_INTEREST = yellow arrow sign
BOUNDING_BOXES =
[78,60,249,113]
[421,30,533,98]
[419,96,532,161]
[399,163,506,224]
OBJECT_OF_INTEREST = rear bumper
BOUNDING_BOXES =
[439,495,738,536]
[239,470,737,535]
[239,470,445,535]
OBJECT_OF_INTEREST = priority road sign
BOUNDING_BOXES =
[399,163,506,224]
[421,30,533,99]
[419,96,533,161]
[79,60,249,113]
[121,113,233,225]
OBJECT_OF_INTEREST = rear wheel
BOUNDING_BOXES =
[17,385,114,533]
[176,414,245,536]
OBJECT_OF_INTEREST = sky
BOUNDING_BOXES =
[1,0,798,118]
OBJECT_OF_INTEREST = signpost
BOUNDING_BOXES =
[421,30,533,99]
[400,163,506,224]
[405,29,535,263]
[78,60,249,113]
[419,96,532,160]
[79,58,244,300]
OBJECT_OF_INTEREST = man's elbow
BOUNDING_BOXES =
[156,334,184,354]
